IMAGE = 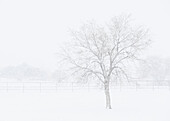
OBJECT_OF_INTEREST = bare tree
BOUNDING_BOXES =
[63,15,150,109]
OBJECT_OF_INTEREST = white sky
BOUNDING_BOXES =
[0,0,170,71]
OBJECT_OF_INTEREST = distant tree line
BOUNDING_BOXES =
[0,63,68,82]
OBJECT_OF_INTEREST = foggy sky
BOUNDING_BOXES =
[0,0,170,71]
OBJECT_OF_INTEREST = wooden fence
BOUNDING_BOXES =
[0,80,169,92]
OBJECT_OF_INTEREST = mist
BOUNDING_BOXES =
[0,0,170,72]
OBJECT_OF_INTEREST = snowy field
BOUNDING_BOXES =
[0,89,169,121]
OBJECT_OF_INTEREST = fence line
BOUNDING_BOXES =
[0,80,170,92]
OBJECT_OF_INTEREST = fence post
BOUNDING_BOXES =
[56,82,58,92]
[23,82,24,93]
[120,82,121,91]
[88,82,90,92]
[153,80,155,91]
[40,82,41,93]
[72,82,73,92]
[6,82,8,93]
[136,80,138,91]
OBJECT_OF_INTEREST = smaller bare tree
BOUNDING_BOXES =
[63,15,151,109]
[138,56,170,81]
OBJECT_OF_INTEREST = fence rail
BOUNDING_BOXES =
[0,80,170,92]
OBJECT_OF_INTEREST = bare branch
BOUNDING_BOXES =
[63,14,150,87]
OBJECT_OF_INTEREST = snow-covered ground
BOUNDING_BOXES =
[0,89,169,121]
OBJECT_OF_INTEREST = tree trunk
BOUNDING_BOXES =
[104,81,112,109]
